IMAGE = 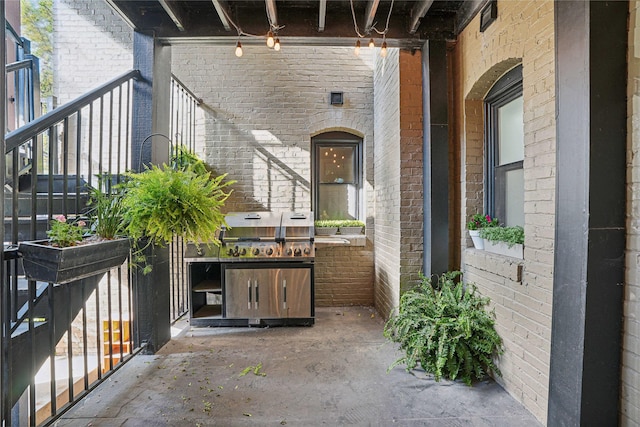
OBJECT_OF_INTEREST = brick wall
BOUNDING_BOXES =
[171,45,376,306]
[373,50,401,317]
[624,1,640,424]
[453,1,555,422]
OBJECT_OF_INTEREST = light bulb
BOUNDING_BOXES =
[274,38,281,51]
[368,38,375,48]
[354,39,361,57]
[235,41,243,57]
[267,31,275,48]
[381,41,388,58]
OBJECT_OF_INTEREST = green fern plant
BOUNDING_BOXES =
[122,164,233,273]
[383,271,503,385]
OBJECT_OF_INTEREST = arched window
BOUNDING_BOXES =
[485,65,524,226]
[311,131,362,221]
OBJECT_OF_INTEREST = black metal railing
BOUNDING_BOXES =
[2,70,200,426]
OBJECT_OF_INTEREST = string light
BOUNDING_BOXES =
[235,41,243,57]
[368,38,375,48]
[267,30,275,48]
[354,39,361,57]
[381,41,388,58]
[274,38,281,51]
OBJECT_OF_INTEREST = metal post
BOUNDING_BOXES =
[1,0,8,423]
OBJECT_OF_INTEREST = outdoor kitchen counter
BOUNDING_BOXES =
[314,235,366,247]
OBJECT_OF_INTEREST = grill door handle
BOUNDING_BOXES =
[255,281,259,309]
[283,279,287,309]
[248,280,252,310]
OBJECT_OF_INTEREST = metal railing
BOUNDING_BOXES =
[2,70,200,426]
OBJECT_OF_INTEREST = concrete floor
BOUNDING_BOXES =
[57,306,542,426]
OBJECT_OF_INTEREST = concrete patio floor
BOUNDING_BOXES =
[56,306,542,426]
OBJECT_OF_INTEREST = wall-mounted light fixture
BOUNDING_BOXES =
[480,0,498,32]
[330,92,344,106]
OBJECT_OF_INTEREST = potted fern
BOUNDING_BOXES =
[384,271,503,385]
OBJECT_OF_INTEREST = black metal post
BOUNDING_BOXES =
[131,31,172,354]
[1,0,8,423]
[550,1,627,425]
[422,40,450,276]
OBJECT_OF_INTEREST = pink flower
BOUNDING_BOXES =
[77,220,87,228]
[486,215,491,222]
[55,215,66,223]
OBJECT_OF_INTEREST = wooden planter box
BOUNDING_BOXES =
[483,239,523,259]
[19,237,131,284]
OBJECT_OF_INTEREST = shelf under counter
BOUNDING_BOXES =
[192,279,222,293]
[193,305,222,318]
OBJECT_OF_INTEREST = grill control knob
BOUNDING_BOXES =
[294,247,302,256]
[240,248,247,256]
[303,247,311,255]
[266,247,274,255]
[286,247,293,256]
[253,248,260,256]
[227,248,234,256]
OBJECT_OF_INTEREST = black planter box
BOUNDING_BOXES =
[18,238,131,284]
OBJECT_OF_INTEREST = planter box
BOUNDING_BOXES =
[339,226,363,235]
[483,239,523,259]
[19,237,131,284]
[469,230,484,249]
[315,227,338,236]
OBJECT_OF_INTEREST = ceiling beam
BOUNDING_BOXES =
[265,0,278,27]
[363,0,380,33]
[409,0,435,34]
[211,0,232,31]
[158,0,186,31]
[318,0,327,32]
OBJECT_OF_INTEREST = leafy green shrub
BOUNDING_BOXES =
[479,226,524,248]
[383,271,503,385]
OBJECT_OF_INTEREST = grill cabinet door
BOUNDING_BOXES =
[224,268,253,318]
[279,268,311,318]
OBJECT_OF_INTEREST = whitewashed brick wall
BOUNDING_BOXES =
[373,49,402,317]
[171,45,376,306]
[624,1,640,424]
[455,1,555,423]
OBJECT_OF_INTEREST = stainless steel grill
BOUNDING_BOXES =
[185,211,315,327]
[186,211,315,262]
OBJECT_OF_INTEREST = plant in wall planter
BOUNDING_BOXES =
[337,219,365,235]
[479,225,524,259]
[467,213,499,249]
[18,183,131,284]
[314,219,340,236]
[384,271,503,385]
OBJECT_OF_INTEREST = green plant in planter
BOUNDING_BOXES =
[87,178,127,240]
[314,219,342,228]
[479,226,524,248]
[467,213,499,230]
[337,219,365,228]
[383,271,503,386]
[122,164,233,273]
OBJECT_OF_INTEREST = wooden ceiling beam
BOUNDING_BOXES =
[318,0,327,32]
[363,0,380,33]
[265,0,278,27]
[409,0,435,34]
[158,0,186,31]
[211,0,232,32]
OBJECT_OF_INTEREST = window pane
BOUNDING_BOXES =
[498,96,524,165]
[319,147,355,184]
[505,168,524,227]
[317,184,357,220]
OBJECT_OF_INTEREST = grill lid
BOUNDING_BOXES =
[221,212,282,242]
[280,211,314,241]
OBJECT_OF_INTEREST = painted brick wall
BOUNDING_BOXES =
[373,50,401,317]
[454,1,555,423]
[624,2,640,424]
[171,45,376,306]
[54,0,132,103]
